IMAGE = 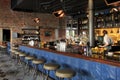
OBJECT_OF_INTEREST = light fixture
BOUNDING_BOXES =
[113,8,118,11]
[34,17,40,23]
[53,10,65,18]
[104,0,120,6]
[59,12,65,17]
[33,0,40,23]
[110,8,118,13]
[58,10,63,14]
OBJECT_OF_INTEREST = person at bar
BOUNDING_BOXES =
[99,30,113,53]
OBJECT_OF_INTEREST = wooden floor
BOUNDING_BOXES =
[0,49,54,80]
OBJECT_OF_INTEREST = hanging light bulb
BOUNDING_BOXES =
[59,12,65,17]
[53,10,65,18]
[113,8,118,11]
[110,7,118,13]
[58,10,63,14]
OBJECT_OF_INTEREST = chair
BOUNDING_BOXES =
[32,58,46,79]
[18,52,27,65]
[25,55,35,74]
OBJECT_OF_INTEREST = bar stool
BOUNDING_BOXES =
[43,63,60,80]
[14,50,21,64]
[55,68,76,80]
[0,45,7,54]
[9,49,17,59]
[25,55,35,73]
[18,52,27,65]
[32,58,46,78]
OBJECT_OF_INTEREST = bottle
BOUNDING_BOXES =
[84,46,87,56]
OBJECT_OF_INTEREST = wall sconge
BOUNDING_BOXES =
[34,17,40,23]
[59,12,65,17]
[53,10,65,18]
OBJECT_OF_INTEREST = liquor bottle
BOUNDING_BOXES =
[84,46,87,56]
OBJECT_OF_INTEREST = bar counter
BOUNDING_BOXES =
[18,45,120,80]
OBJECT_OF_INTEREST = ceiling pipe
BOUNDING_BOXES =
[39,0,55,5]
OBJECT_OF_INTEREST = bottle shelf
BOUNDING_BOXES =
[22,27,40,44]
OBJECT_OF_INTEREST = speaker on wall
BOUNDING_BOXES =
[104,0,120,5]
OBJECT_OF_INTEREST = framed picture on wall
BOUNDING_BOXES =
[44,31,51,36]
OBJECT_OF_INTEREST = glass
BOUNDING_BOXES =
[91,47,106,59]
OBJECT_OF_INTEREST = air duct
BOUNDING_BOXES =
[104,0,120,6]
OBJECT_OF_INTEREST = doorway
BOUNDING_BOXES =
[3,29,11,42]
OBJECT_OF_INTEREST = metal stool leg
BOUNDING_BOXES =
[45,70,49,80]
[25,60,31,74]
[33,64,38,79]
[40,64,45,80]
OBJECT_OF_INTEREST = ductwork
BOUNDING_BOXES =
[11,0,23,9]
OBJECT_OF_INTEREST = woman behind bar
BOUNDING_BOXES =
[99,30,112,53]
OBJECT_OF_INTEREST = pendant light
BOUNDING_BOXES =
[22,12,25,27]
[34,17,40,23]
[34,0,40,23]
[53,10,65,18]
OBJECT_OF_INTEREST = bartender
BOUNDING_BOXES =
[99,30,112,52]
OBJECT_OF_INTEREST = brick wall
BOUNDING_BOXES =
[0,0,66,45]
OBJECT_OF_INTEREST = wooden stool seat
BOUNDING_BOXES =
[0,45,6,48]
[11,49,18,53]
[25,56,35,60]
[10,49,17,55]
[9,49,14,53]
[56,69,76,78]
[19,53,27,57]
[32,58,46,77]
[43,63,60,70]
[14,51,20,55]
[32,59,45,64]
